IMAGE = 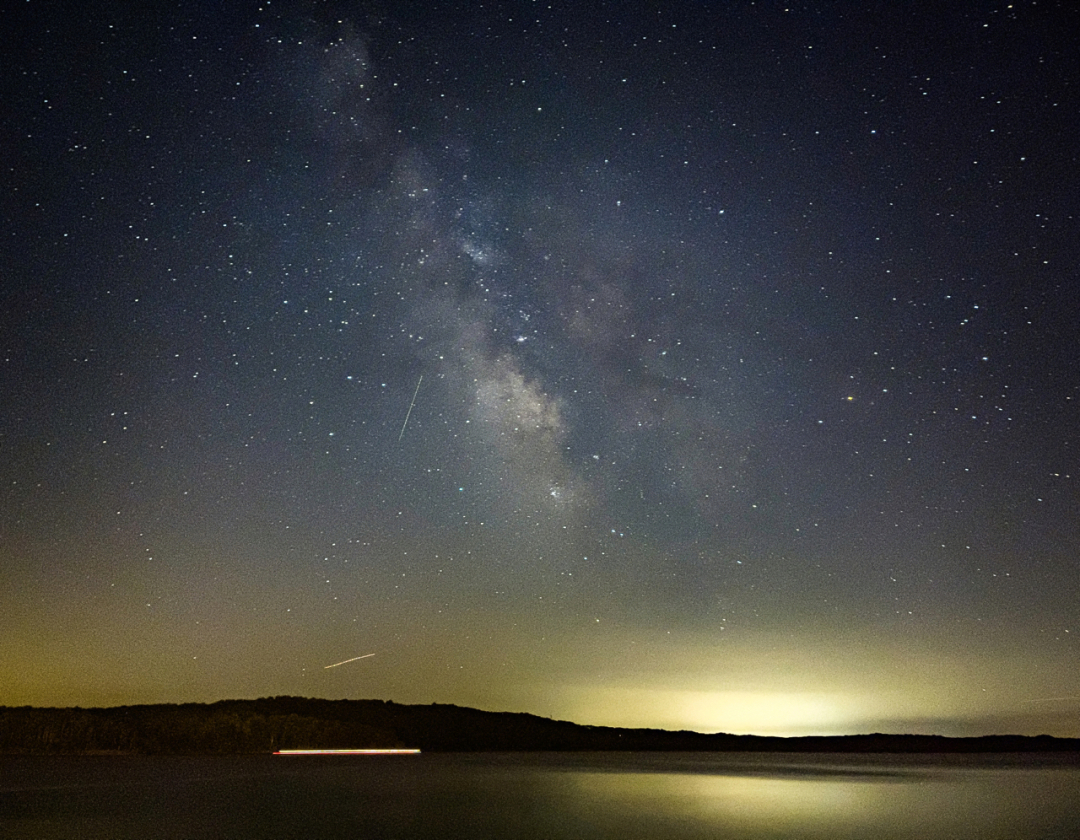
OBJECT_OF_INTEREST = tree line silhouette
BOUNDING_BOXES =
[2,697,1078,755]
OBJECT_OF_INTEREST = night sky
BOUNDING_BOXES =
[3,1,1079,738]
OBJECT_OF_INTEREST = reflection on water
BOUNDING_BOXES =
[584,772,887,834]
[2,752,1079,839]
[569,754,1080,839]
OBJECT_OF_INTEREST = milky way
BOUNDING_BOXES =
[2,1,1078,736]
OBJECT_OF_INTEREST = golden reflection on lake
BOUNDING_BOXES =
[571,759,1080,840]
[4,754,1079,839]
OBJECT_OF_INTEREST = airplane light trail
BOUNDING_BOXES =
[324,653,376,669]
[398,375,423,441]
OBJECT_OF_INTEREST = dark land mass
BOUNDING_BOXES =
[2,697,1078,756]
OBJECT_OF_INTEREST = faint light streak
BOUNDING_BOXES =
[324,653,375,669]
[398,375,423,441]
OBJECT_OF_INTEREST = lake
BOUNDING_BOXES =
[2,752,1079,839]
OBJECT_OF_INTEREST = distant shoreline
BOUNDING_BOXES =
[4,697,1079,757]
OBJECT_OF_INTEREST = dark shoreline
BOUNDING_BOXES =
[4,697,1079,756]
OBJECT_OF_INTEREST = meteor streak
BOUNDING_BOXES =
[398,375,422,441]
[324,653,375,669]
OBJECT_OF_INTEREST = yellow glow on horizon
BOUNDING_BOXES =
[526,624,1053,736]
[677,689,857,735]
[559,686,882,736]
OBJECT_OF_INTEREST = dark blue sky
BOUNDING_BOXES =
[2,0,1078,736]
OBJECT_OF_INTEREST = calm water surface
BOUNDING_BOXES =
[2,752,1079,839]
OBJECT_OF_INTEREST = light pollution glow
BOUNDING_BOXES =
[4,596,1078,737]
[3,1,1079,744]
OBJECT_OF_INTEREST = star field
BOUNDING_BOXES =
[2,0,1079,736]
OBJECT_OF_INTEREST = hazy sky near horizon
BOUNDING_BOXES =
[3,0,1079,737]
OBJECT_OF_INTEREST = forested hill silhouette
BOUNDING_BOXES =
[2,697,1078,756]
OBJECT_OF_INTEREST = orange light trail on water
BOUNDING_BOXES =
[273,749,420,755]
